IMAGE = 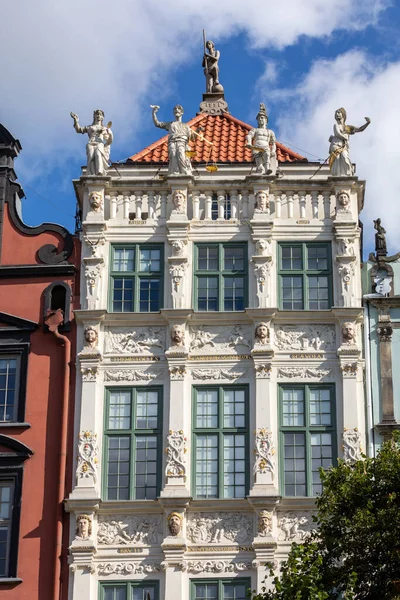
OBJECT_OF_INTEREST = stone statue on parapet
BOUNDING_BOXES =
[246,103,277,176]
[374,218,387,258]
[202,34,224,94]
[70,109,113,176]
[151,104,196,176]
[328,108,370,177]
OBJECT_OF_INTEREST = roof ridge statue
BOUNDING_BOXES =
[246,103,277,176]
[151,104,197,176]
[328,108,370,177]
[70,109,113,176]
[202,32,224,94]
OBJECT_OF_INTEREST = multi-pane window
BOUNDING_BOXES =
[0,358,18,422]
[193,387,248,499]
[104,388,161,500]
[191,579,250,600]
[279,243,331,310]
[194,243,247,311]
[280,385,335,496]
[110,245,163,312]
[101,582,158,600]
[0,482,13,577]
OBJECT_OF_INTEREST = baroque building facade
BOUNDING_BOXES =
[67,81,367,600]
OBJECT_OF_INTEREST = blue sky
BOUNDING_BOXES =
[1,0,399,255]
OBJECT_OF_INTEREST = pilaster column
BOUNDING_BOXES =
[376,314,398,436]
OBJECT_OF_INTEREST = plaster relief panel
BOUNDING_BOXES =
[274,325,336,352]
[187,513,253,544]
[104,327,165,355]
[189,325,251,355]
[97,515,162,546]
[277,512,315,542]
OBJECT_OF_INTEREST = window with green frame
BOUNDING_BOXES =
[100,581,158,600]
[110,245,163,312]
[104,387,162,500]
[278,242,332,310]
[192,386,248,499]
[279,384,336,497]
[194,243,247,311]
[191,578,250,600]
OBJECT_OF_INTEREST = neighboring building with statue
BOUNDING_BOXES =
[66,42,368,600]
[0,123,79,599]
[362,220,400,453]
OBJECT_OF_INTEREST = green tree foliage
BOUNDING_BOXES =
[253,435,400,600]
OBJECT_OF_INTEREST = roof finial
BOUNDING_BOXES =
[199,31,228,116]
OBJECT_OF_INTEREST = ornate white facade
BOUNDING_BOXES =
[66,95,366,600]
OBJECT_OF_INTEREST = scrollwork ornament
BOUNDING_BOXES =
[253,428,275,480]
[255,364,271,379]
[97,562,160,575]
[343,428,363,463]
[341,362,358,378]
[181,560,253,573]
[76,431,99,483]
[165,430,187,478]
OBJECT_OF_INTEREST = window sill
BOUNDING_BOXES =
[0,423,31,429]
[0,578,23,585]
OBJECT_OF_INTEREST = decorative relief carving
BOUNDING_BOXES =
[180,560,253,573]
[254,322,270,347]
[253,262,272,308]
[191,369,245,381]
[104,328,165,355]
[81,367,98,381]
[81,325,99,354]
[170,239,187,257]
[255,239,272,256]
[170,324,186,348]
[277,367,331,379]
[169,366,187,380]
[104,369,160,382]
[341,362,358,377]
[274,325,336,352]
[336,190,351,214]
[88,191,103,213]
[84,233,106,258]
[278,512,315,542]
[76,431,99,483]
[189,325,251,355]
[75,514,93,541]
[85,262,103,310]
[187,513,252,544]
[169,263,188,309]
[172,189,187,214]
[255,364,271,379]
[341,322,357,345]
[343,428,363,463]
[97,562,160,575]
[97,516,162,546]
[258,510,273,537]
[338,261,355,307]
[253,429,275,479]
[165,430,187,478]
[338,238,355,256]
[167,512,183,536]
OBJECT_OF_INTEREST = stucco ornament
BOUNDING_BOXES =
[187,513,252,544]
[341,321,357,345]
[254,190,270,213]
[75,514,92,540]
[105,328,165,354]
[277,367,331,379]
[88,191,103,212]
[341,362,358,377]
[254,322,270,346]
[338,262,355,307]
[278,512,314,541]
[191,368,244,381]
[104,369,159,382]
[97,515,162,545]
[172,189,187,214]
[253,428,275,480]
[85,263,102,310]
[151,104,195,176]
[255,364,271,379]
[258,510,273,537]
[336,190,351,214]
[189,325,251,354]
[256,239,271,256]
[180,560,252,574]
[167,512,183,537]
[202,39,223,93]
[83,325,99,352]
[70,109,113,176]
[97,563,160,575]
[165,430,187,478]
[343,428,363,463]
[246,103,277,176]
[169,366,186,380]
[170,239,187,257]
[170,324,186,348]
[76,431,99,483]
[274,325,336,351]
[328,108,370,177]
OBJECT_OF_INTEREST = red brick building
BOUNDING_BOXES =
[0,123,80,599]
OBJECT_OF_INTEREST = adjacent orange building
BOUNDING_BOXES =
[0,123,80,599]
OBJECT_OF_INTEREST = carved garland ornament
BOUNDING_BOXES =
[253,428,275,479]
[165,430,187,478]
[277,367,331,379]
[76,431,99,483]
[179,560,253,573]
[97,562,160,575]
[191,368,245,381]
[104,369,160,382]
[255,364,272,379]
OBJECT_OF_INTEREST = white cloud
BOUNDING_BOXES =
[261,50,400,254]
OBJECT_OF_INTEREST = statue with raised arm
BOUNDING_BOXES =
[202,39,223,93]
[328,108,370,177]
[246,104,277,176]
[151,104,195,176]
[70,109,113,176]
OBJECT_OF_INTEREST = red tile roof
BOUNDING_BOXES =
[127,112,306,165]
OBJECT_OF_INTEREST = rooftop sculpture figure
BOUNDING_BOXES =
[70,109,113,176]
[202,35,224,94]
[374,218,387,257]
[328,108,370,177]
[246,103,277,176]
[151,104,196,176]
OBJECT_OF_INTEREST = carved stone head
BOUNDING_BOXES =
[89,191,103,212]
[335,107,347,123]
[172,190,187,213]
[258,510,272,536]
[76,514,92,539]
[171,239,186,257]
[255,190,269,212]
[84,326,98,348]
[256,103,268,128]
[92,109,105,124]
[173,104,184,119]
[342,321,356,345]
[171,324,185,347]
[256,239,269,256]
[167,512,183,536]
[255,322,270,345]
[337,190,350,212]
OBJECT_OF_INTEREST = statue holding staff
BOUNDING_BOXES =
[202,32,223,93]
[70,109,113,176]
